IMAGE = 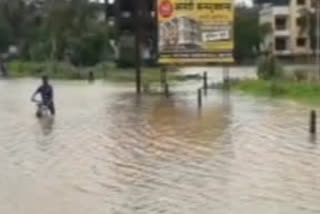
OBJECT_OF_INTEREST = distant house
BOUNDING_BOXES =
[259,0,314,59]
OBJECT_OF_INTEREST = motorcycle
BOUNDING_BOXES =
[31,98,50,118]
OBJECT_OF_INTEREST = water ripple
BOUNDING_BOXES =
[0,79,319,214]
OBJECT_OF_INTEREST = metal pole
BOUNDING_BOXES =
[105,0,109,23]
[223,66,230,89]
[161,67,166,88]
[316,1,320,79]
[114,0,120,43]
[203,71,208,95]
[198,88,202,108]
[165,83,170,98]
[310,110,317,134]
[153,0,158,62]
[163,68,169,97]
[135,0,142,94]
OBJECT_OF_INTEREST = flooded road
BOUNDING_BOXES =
[0,75,320,214]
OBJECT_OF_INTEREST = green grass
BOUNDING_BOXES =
[101,67,173,83]
[8,61,84,80]
[7,60,178,83]
[232,79,320,105]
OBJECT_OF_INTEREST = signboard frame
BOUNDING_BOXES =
[157,0,235,64]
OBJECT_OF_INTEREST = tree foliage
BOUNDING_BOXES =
[0,0,112,66]
[0,19,12,52]
[234,6,261,63]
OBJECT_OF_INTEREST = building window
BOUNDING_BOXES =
[296,17,303,26]
[312,0,317,8]
[297,0,305,5]
[275,37,287,51]
[275,16,287,30]
[297,38,306,47]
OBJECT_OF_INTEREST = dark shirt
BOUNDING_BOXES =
[36,84,54,105]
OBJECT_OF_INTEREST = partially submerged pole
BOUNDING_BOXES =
[162,67,169,97]
[223,66,230,90]
[88,71,95,82]
[165,83,170,98]
[203,71,208,95]
[310,110,317,135]
[134,0,142,94]
[0,57,8,77]
[161,67,166,88]
[198,88,202,108]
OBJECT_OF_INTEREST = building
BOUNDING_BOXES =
[260,0,313,58]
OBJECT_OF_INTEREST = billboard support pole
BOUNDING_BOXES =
[160,67,166,88]
[223,65,230,90]
[316,1,320,80]
[135,0,142,94]
[203,71,208,95]
[161,67,169,97]
[165,82,170,97]
[198,88,202,109]
[310,110,317,135]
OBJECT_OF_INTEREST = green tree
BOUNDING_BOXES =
[0,0,25,41]
[0,0,111,65]
[0,0,49,57]
[234,6,261,63]
[0,19,12,52]
[44,0,110,65]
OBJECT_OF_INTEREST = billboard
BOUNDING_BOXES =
[157,0,234,64]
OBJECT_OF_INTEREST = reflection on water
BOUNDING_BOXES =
[310,134,317,144]
[0,78,320,214]
[38,117,55,136]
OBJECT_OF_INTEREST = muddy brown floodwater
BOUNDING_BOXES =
[0,75,320,214]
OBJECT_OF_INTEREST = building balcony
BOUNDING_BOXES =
[273,6,289,15]
[294,48,313,55]
[274,50,292,56]
[274,30,290,36]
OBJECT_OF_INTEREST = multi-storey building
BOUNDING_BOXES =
[260,0,313,58]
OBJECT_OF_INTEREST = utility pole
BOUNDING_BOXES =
[153,0,158,63]
[316,0,320,79]
[104,0,108,23]
[134,0,142,94]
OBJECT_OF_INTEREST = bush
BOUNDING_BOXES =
[257,55,284,80]
[293,69,308,82]
[9,61,45,76]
